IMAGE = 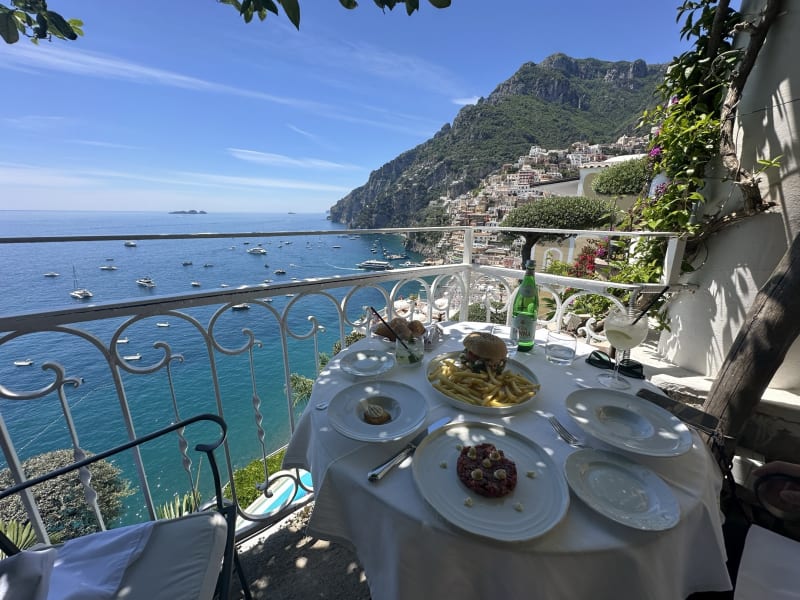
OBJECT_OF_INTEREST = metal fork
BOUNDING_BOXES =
[547,416,586,448]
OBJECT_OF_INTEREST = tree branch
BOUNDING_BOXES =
[719,0,783,214]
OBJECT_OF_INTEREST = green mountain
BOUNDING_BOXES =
[329,53,665,228]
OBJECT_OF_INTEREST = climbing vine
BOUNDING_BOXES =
[624,0,780,282]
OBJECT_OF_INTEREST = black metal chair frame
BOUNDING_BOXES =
[0,413,252,600]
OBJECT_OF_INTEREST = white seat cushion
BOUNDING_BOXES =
[0,511,227,600]
[113,511,227,600]
[735,524,800,599]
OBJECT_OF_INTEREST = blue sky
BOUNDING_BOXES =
[1,1,695,214]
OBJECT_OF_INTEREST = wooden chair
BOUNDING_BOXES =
[0,414,252,600]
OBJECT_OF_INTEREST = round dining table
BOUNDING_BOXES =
[283,321,732,600]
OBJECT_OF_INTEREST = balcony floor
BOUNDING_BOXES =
[232,504,371,599]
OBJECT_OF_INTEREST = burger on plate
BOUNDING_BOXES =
[460,331,508,375]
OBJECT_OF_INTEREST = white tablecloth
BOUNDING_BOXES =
[284,322,732,600]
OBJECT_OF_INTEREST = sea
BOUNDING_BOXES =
[0,210,422,524]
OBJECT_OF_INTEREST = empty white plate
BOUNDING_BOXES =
[339,349,395,377]
[565,448,680,531]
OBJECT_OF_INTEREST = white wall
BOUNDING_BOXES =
[658,0,800,390]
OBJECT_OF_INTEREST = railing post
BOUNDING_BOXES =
[0,414,50,545]
[462,227,474,267]
[663,236,686,285]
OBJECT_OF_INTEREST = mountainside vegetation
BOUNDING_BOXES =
[329,53,666,228]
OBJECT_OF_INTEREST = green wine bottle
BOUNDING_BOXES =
[512,259,539,352]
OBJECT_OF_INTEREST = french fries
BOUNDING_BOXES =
[427,357,540,408]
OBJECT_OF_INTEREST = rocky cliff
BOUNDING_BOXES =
[329,54,665,228]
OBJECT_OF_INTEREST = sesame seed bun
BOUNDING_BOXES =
[463,332,508,363]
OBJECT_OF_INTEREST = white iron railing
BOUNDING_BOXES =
[0,225,681,543]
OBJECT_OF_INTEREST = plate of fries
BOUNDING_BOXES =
[426,351,541,415]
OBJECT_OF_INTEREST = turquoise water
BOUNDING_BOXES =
[0,210,421,523]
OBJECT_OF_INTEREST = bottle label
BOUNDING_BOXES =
[513,315,535,344]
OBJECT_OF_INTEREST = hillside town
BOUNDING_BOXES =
[419,133,650,268]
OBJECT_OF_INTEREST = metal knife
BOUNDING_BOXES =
[367,416,452,482]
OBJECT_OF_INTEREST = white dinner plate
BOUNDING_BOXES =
[327,380,427,442]
[565,388,692,457]
[339,348,395,377]
[565,448,680,531]
[412,422,569,542]
[426,351,541,415]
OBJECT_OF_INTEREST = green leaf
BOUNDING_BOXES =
[279,0,300,28]
[428,0,451,7]
[405,0,419,15]
[46,10,77,40]
[339,0,358,7]
[0,10,20,44]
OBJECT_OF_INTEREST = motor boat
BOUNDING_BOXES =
[99,265,118,271]
[43,272,59,277]
[136,277,156,288]
[247,247,267,255]
[356,259,394,271]
[13,359,33,367]
[232,303,250,311]
[124,240,137,247]
[122,353,141,361]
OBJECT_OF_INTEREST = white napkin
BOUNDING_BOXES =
[47,521,155,600]
[0,547,56,600]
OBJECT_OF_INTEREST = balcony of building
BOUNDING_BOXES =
[0,225,794,599]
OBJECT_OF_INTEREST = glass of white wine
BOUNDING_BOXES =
[598,306,649,390]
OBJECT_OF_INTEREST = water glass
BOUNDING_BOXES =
[545,330,577,365]
[491,325,519,354]
[395,337,424,367]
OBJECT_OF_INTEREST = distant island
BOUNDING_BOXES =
[169,210,207,214]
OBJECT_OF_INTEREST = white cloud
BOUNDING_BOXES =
[3,44,436,137]
[71,140,141,150]
[2,115,71,131]
[452,96,480,106]
[0,162,352,196]
[228,148,362,170]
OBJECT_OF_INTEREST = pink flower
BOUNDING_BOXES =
[649,146,662,158]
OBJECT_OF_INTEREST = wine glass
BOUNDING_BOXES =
[597,306,649,390]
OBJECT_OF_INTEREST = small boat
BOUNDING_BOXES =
[123,353,141,361]
[43,272,60,277]
[182,261,193,266]
[247,247,267,255]
[220,283,229,287]
[124,240,137,247]
[105,258,114,261]
[116,337,129,344]
[232,303,250,311]
[399,261,423,268]
[274,269,286,275]
[357,259,394,271]
[156,322,170,328]
[70,267,93,299]
[203,263,214,268]
[191,281,201,287]
[332,245,341,249]
[136,277,156,288]
[13,359,33,367]
[99,265,118,271]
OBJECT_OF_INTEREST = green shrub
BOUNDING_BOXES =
[0,520,37,557]
[0,450,131,542]
[591,157,650,196]
[226,449,286,508]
